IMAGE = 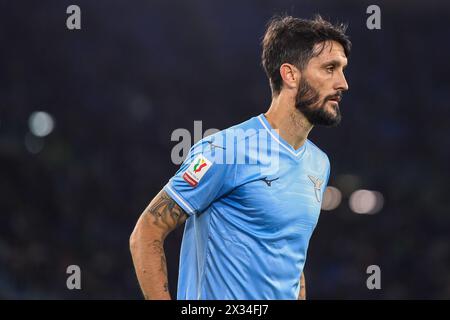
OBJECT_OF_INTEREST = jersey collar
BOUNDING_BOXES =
[257,114,307,159]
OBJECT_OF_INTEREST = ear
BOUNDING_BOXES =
[279,63,301,90]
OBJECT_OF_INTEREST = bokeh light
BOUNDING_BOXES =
[349,189,384,214]
[28,111,54,137]
[321,186,342,211]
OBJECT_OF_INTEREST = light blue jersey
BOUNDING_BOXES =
[164,114,330,300]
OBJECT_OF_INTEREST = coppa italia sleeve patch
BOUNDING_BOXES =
[182,154,213,187]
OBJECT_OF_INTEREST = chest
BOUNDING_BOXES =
[226,161,327,237]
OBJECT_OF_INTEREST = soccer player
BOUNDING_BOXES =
[130,15,351,300]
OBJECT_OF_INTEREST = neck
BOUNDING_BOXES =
[264,93,313,150]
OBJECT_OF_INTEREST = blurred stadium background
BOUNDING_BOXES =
[0,0,449,299]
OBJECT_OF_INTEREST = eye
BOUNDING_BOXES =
[326,65,335,73]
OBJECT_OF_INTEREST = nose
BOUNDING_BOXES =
[335,72,349,92]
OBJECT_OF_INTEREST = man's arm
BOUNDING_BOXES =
[129,189,188,299]
[298,272,306,300]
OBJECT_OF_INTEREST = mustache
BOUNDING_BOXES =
[325,92,343,102]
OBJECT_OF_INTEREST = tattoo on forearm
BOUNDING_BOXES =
[152,240,168,276]
[152,239,169,293]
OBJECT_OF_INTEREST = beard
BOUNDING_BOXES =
[295,77,342,127]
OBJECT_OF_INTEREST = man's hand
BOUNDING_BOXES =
[130,190,188,299]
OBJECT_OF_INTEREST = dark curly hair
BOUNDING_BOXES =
[261,15,351,94]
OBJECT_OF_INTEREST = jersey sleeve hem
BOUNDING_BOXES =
[163,181,197,216]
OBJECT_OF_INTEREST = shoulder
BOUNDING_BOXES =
[193,116,260,150]
[187,116,259,164]
[306,139,330,169]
